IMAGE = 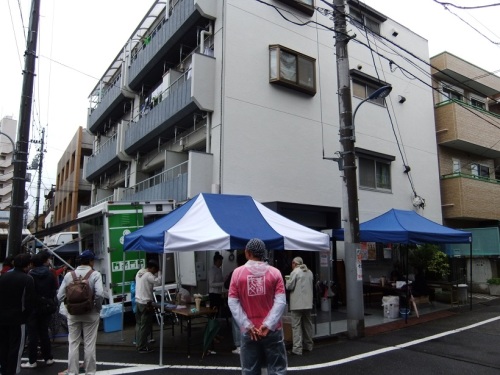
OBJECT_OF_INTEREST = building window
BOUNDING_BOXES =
[356,148,394,191]
[269,45,316,96]
[352,79,387,106]
[0,155,5,160]
[0,170,4,175]
[470,97,485,110]
[471,163,489,178]
[443,86,462,101]
[277,0,314,16]
[349,7,381,34]
[452,159,461,174]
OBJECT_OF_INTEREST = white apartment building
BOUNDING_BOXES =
[83,1,441,283]
[0,116,17,210]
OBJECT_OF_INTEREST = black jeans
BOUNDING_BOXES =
[27,313,53,363]
[0,324,25,375]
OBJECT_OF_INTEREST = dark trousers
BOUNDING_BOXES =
[209,293,223,317]
[135,303,154,350]
[27,313,53,363]
[0,324,25,375]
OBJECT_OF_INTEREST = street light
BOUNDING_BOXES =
[353,85,393,125]
[341,84,392,338]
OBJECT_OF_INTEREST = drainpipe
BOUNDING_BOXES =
[200,22,213,54]
[206,113,211,154]
[121,42,137,99]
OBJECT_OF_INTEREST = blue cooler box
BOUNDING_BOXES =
[103,313,122,333]
[101,304,123,333]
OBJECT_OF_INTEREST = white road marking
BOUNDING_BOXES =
[45,316,500,373]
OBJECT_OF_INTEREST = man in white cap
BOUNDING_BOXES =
[228,238,287,375]
[285,257,313,356]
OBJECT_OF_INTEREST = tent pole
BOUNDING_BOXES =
[30,236,75,270]
[405,245,409,324]
[469,242,472,311]
[120,251,126,342]
[159,252,167,366]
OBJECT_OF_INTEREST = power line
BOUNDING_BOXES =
[433,1,500,10]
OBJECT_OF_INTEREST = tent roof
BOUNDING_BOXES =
[332,209,471,244]
[124,193,330,253]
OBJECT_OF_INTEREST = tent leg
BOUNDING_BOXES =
[121,251,126,342]
[159,253,167,366]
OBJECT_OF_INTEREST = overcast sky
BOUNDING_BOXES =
[1,0,499,219]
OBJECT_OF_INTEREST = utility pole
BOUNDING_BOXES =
[8,0,41,257]
[34,128,45,233]
[332,0,365,338]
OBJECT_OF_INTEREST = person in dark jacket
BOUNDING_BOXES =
[21,251,58,368]
[0,253,35,375]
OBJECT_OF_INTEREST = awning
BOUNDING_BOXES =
[33,211,104,238]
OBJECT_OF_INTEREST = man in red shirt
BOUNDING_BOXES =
[228,238,287,375]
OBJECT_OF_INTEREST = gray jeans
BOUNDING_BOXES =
[290,309,313,354]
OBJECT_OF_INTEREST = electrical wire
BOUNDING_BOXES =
[439,3,500,45]
[432,1,500,10]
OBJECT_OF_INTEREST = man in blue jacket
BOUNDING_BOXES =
[0,253,36,375]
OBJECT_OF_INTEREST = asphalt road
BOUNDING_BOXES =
[22,299,500,375]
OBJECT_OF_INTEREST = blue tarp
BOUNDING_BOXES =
[332,209,471,244]
[123,193,330,253]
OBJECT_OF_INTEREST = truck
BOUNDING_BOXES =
[77,200,176,304]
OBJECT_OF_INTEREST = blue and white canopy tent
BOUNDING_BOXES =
[123,193,330,363]
[124,192,330,253]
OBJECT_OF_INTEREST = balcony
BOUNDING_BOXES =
[435,101,500,158]
[125,53,215,154]
[440,173,500,221]
[122,151,213,202]
[84,133,119,181]
[87,79,125,133]
[128,0,216,88]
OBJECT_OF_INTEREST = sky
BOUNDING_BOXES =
[1,0,499,220]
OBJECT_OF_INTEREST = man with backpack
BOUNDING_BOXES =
[58,250,103,375]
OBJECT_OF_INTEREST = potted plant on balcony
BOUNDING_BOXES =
[487,278,500,296]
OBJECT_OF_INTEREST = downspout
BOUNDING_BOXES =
[206,113,211,154]
[121,42,137,99]
[200,22,213,54]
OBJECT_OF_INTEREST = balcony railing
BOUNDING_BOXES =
[440,172,500,221]
[87,80,124,132]
[128,0,198,87]
[84,133,119,181]
[123,161,188,202]
[125,72,193,154]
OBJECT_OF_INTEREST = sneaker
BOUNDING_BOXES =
[21,362,37,369]
[45,359,54,365]
[148,338,155,343]
[138,347,154,353]
[231,347,241,355]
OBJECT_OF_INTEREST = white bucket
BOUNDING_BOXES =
[321,297,330,312]
[382,295,399,319]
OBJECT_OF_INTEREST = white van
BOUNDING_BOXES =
[45,232,78,247]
